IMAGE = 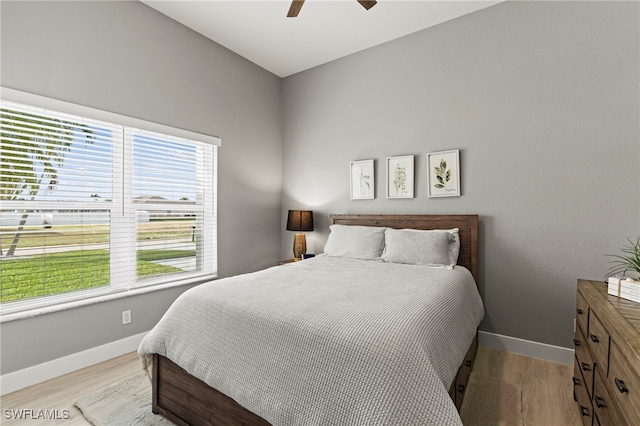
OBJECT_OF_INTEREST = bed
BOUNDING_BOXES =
[138,214,483,426]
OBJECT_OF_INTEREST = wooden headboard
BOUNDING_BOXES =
[330,214,479,283]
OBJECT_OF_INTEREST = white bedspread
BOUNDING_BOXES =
[138,256,484,425]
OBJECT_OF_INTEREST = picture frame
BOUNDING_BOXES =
[427,149,460,197]
[350,159,374,200]
[386,155,414,198]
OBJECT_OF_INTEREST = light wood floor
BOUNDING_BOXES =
[1,352,141,425]
[1,346,581,425]
[471,346,582,426]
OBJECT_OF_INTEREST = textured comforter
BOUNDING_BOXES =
[138,255,484,425]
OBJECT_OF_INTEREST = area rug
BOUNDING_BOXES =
[459,374,524,426]
[74,373,174,426]
[76,371,522,426]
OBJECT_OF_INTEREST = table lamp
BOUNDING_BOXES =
[286,210,314,258]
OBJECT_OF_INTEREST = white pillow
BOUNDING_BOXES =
[323,225,387,260]
[381,228,460,268]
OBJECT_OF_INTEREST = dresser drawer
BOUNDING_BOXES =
[593,369,627,425]
[575,325,595,397]
[575,280,640,426]
[587,311,610,374]
[607,342,640,424]
[573,361,594,426]
[577,292,589,335]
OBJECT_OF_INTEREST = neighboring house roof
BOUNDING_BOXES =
[133,195,168,203]
[133,195,195,205]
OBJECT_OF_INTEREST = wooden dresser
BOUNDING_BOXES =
[573,279,640,426]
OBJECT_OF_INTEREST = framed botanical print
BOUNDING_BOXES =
[350,159,374,200]
[386,155,414,198]
[427,149,460,197]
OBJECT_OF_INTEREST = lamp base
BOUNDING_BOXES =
[292,233,307,259]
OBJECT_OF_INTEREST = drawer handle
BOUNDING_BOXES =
[615,378,629,394]
[594,396,606,408]
[466,360,472,367]
[572,377,580,386]
[580,406,590,417]
[590,334,599,343]
[581,362,591,372]
[573,339,581,347]
[576,308,583,315]
[458,384,465,394]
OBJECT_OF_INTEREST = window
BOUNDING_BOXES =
[0,93,219,315]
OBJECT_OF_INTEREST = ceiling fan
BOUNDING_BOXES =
[287,0,377,17]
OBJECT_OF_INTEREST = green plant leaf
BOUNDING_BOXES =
[606,236,640,277]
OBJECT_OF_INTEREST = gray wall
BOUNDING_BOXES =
[0,1,283,374]
[1,0,638,375]
[281,1,640,348]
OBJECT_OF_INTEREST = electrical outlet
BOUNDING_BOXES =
[122,310,132,325]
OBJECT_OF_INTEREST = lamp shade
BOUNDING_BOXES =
[286,210,314,232]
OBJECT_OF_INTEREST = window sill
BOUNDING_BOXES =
[0,274,217,323]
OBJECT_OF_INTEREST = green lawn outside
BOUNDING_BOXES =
[0,220,195,250]
[0,225,110,249]
[0,249,195,303]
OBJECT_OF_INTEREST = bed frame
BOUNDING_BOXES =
[151,214,480,425]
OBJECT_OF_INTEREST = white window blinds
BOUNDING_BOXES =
[0,95,218,314]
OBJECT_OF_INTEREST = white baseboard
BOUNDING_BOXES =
[0,331,149,396]
[479,330,574,365]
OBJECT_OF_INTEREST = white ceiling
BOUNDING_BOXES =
[141,0,503,78]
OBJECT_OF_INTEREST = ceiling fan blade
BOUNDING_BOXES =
[287,0,305,17]
[357,0,377,10]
